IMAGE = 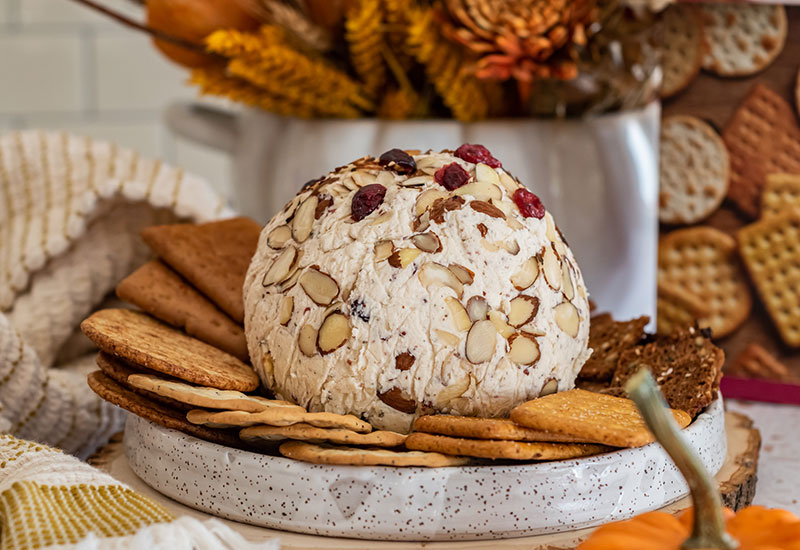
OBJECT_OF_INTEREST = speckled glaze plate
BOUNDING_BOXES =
[124,398,725,541]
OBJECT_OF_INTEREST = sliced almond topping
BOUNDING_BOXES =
[445,297,471,332]
[477,223,488,237]
[453,181,502,202]
[415,189,449,217]
[491,199,515,216]
[395,352,415,371]
[508,333,540,365]
[448,264,475,285]
[279,295,294,326]
[545,212,558,242]
[317,312,351,354]
[562,262,575,301]
[554,239,567,257]
[540,378,558,397]
[370,211,393,226]
[352,170,377,187]
[376,170,395,187]
[506,217,524,231]
[499,171,519,194]
[374,240,395,262]
[261,351,275,377]
[341,175,359,191]
[315,194,334,219]
[510,257,539,290]
[554,301,580,338]
[400,175,431,187]
[267,225,292,249]
[377,387,417,414]
[542,246,562,291]
[470,200,505,219]
[298,324,317,356]
[434,329,461,347]
[414,210,431,232]
[388,247,422,268]
[466,296,489,322]
[466,320,497,364]
[488,310,515,339]
[412,232,442,253]
[262,246,298,286]
[418,262,464,298]
[292,195,318,243]
[481,240,499,252]
[437,374,470,404]
[279,262,302,292]
[475,162,500,185]
[503,239,520,255]
[299,267,339,306]
[508,295,540,327]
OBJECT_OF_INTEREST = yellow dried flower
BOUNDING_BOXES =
[407,7,491,121]
[190,67,315,118]
[345,0,386,94]
[378,87,425,119]
[205,26,374,116]
[382,0,415,70]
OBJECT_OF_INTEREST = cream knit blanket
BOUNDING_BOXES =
[0,130,230,457]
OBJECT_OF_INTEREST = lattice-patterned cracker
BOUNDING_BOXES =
[738,208,800,347]
[762,173,800,219]
[659,227,751,338]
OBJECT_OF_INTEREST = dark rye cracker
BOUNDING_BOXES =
[95,352,191,411]
[722,84,800,219]
[81,309,259,392]
[87,371,244,448]
[117,260,248,362]
[141,217,262,323]
[577,314,649,382]
[610,325,724,418]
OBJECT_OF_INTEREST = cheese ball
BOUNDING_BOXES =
[244,146,592,433]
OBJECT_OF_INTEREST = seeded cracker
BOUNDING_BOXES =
[510,389,692,448]
[126,373,301,413]
[278,441,469,467]
[87,371,244,448]
[186,408,372,433]
[81,309,259,392]
[117,260,248,362]
[738,208,800,347]
[611,326,724,418]
[700,4,787,77]
[578,314,649,382]
[241,424,407,447]
[658,227,751,338]
[659,6,705,98]
[412,415,583,442]
[141,217,262,323]
[659,116,729,225]
[405,432,608,460]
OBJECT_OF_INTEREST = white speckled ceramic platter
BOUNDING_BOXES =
[125,398,725,542]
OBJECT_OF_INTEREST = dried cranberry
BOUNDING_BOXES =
[513,188,545,219]
[454,144,501,168]
[378,148,416,174]
[434,163,470,191]
[350,184,386,221]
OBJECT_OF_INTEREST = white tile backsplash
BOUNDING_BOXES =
[0,0,233,199]
[95,30,194,112]
[0,33,83,114]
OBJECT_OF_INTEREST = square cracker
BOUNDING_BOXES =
[509,389,691,448]
[117,260,249,361]
[412,415,582,442]
[761,173,800,219]
[738,208,800,347]
[141,217,262,323]
[722,84,800,219]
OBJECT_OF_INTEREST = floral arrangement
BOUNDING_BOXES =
[74,0,657,120]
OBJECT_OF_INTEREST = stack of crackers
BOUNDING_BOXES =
[655,3,800,384]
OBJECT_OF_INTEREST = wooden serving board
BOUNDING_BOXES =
[661,6,800,379]
[89,411,759,550]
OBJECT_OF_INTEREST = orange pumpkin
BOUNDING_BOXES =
[579,507,800,550]
[146,0,260,68]
[579,370,800,550]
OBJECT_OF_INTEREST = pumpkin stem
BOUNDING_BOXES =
[625,370,738,550]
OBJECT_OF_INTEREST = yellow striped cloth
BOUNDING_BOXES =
[0,434,278,549]
[0,130,231,458]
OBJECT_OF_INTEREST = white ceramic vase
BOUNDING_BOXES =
[166,103,660,323]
